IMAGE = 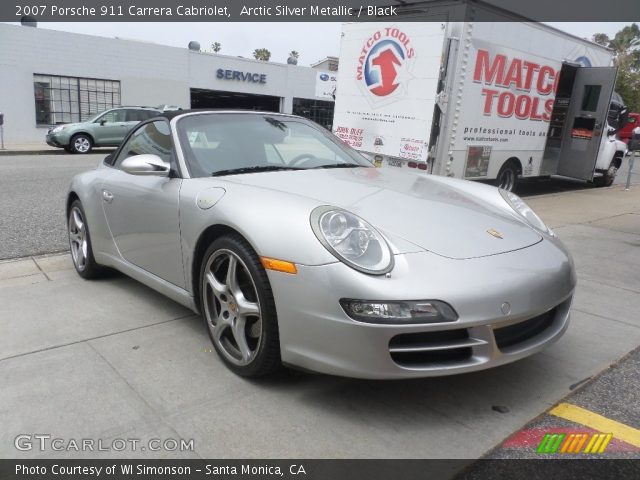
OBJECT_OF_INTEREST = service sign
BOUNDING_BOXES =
[332,23,446,162]
[315,71,337,100]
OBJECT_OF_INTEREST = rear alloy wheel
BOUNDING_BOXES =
[200,235,281,377]
[496,161,519,192]
[68,200,103,279]
[70,134,93,154]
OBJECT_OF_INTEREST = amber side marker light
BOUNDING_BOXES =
[260,257,298,274]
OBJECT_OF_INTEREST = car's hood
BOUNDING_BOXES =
[224,167,542,259]
[49,123,78,131]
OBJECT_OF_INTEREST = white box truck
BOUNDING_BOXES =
[332,21,628,190]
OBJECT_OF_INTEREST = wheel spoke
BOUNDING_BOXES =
[226,255,240,296]
[212,317,228,342]
[237,296,260,317]
[231,316,251,361]
[77,242,86,267]
[72,209,84,232]
[206,271,227,300]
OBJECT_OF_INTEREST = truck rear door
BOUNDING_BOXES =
[556,66,617,180]
[332,23,446,166]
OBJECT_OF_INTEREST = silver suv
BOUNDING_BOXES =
[46,106,163,154]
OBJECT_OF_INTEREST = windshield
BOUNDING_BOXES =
[176,113,372,178]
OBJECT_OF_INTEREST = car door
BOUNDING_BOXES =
[101,120,185,288]
[93,109,129,145]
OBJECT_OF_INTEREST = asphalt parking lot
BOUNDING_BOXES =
[0,153,109,259]
[0,152,639,460]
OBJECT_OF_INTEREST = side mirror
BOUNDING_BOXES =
[120,154,170,177]
[99,119,107,126]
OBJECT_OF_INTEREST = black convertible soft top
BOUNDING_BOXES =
[156,109,295,121]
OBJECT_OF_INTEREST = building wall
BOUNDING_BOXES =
[0,23,330,145]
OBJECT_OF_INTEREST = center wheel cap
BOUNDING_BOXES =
[228,300,237,314]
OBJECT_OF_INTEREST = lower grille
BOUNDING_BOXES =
[389,329,485,368]
[493,307,557,351]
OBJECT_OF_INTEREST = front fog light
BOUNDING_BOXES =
[340,299,458,324]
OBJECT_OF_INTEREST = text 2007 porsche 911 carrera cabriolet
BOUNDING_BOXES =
[67,110,576,379]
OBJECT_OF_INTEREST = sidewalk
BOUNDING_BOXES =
[0,143,61,155]
[0,143,114,155]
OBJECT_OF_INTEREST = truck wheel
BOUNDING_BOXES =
[496,161,519,192]
[70,134,93,154]
[595,163,618,187]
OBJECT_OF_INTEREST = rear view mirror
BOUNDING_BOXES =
[120,154,170,177]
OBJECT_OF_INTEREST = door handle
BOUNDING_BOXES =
[102,190,114,203]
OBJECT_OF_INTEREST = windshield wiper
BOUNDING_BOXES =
[211,165,301,177]
[312,163,363,169]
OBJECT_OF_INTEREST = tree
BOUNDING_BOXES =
[253,48,271,61]
[287,50,299,65]
[592,24,640,112]
[211,42,222,53]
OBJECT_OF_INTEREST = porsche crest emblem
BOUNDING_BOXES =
[487,228,504,239]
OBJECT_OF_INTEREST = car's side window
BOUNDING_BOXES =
[113,121,176,172]
[126,110,158,122]
[98,109,127,124]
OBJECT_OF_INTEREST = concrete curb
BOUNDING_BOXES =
[0,149,64,156]
[0,148,115,156]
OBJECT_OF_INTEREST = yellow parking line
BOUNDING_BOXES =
[549,403,640,448]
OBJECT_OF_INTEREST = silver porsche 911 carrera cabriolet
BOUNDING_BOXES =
[67,110,576,379]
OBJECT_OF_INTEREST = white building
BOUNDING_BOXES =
[0,23,337,144]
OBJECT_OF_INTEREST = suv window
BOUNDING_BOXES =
[126,109,159,122]
[114,121,176,171]
[98,109,127,124]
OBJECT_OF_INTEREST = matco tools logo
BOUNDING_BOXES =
[357,27,415,100]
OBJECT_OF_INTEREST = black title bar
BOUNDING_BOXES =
[3,0,640,23]
[1,459,640,480]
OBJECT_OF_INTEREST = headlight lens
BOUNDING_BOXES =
[500,190,552,235]
[340,299,458,324]
[311,206,393,274]
[51,125,67,133]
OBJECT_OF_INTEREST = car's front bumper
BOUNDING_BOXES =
[267,236,576,379]
[45,132,71,148]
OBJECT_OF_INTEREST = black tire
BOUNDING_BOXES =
[68,199,103,279]
[69,133,93,154]
[594,163,618,187]
[64,145,74,153]
[496,161,519,192]
[199,234,281,377]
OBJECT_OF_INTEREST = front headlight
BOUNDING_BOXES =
[310,206,393,275]
[500,190,553,235]
[51,125,67,133]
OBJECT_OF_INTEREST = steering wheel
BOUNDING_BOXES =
[289,153,318,167]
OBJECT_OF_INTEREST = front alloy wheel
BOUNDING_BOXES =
[70,134,93,154]
[200,236,281,376]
